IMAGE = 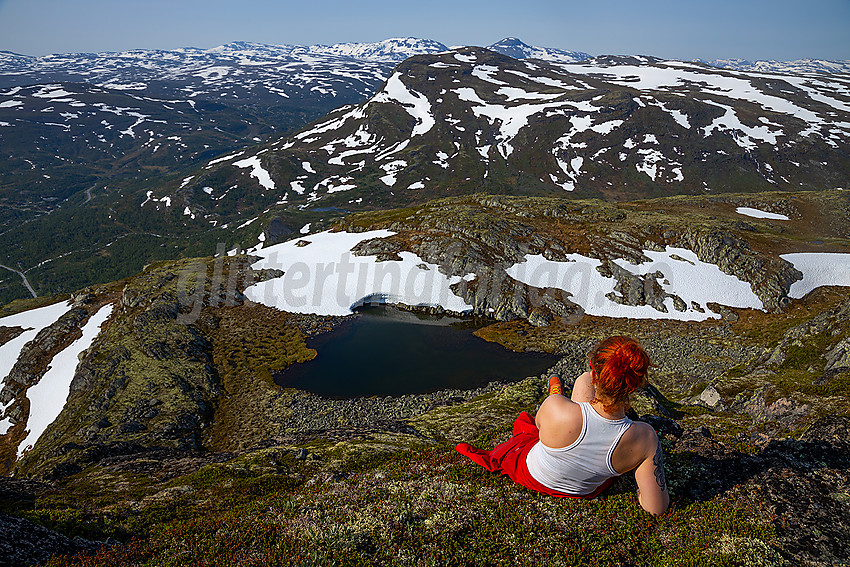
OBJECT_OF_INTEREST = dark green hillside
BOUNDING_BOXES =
[0,45,399,305]
[0,84,278,226]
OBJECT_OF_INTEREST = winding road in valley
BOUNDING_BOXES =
[0,264,37,298]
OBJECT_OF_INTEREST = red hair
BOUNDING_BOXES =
[589,336,652,412]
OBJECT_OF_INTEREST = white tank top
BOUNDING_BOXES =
[526,402,632,496]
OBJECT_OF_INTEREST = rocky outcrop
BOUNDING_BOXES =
[825,337,850,374]
[670,417,850,567]
[0,512,101,567]
[756,292,850,379]
[12,260,231,479]
[674,229,802,311]
[342,194,820,325]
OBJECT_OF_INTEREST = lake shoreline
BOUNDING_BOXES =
[273,304,560,398]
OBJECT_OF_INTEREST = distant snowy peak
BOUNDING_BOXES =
[308,38,449,61]
[204,41,300,57]
[0,50,35,66]
[204,38,449,62]
[701,58,850,75]
[487,38,591,63]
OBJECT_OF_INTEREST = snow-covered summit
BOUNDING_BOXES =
[700,57,850,75]
[0,50,35,66]
[486,38,591,63]
[308,38,449,61]
[208,45,850,209]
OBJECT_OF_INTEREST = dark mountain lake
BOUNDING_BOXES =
[275,306,560,398]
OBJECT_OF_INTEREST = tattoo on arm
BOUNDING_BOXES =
[653,439,667,491]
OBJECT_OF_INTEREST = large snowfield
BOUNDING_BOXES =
[245,230,475,315]
[506,247,763,321]
[244,231,850,321]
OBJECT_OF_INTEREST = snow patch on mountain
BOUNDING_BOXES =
[206,150,246,168]
[736,207,790,220]
[380,160,407,186]
[701,58,850,75]
[0,301,74,432]
[506,247,762,321]
[308,38,448,61]
[17,304,113,457]
[455,86,568,158]
[233,155,275,192]
[782,253,850,299]
[372,73,435,136]
[140,191,172,209]
[560,61,839,137]
[244,230,474,316]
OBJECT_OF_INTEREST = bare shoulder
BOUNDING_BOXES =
[611,420,658,474]
[624,421,660,454]
[536,395,583,447]
[536,393,581,423]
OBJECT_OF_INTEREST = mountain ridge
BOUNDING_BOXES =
[699,57,850,75]
[176,46,850,238]
[4,37,849,74]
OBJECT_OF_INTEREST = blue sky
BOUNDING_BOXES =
[0,0,848,61]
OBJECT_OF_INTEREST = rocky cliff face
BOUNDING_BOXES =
[342,191,839,323]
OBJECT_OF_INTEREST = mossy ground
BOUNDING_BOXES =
[203,303,317,452]
[20,382,778,567]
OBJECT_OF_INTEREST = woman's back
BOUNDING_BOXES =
[528,400,633,495]
[536,381,658,474]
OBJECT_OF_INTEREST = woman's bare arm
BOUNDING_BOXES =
[633,432,671,516]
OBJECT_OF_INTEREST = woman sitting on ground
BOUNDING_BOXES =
[456,336,670,516]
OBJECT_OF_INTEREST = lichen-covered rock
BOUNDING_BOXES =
[824,337,850,373]
[0,512,100,567]
[631,385,672,416]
